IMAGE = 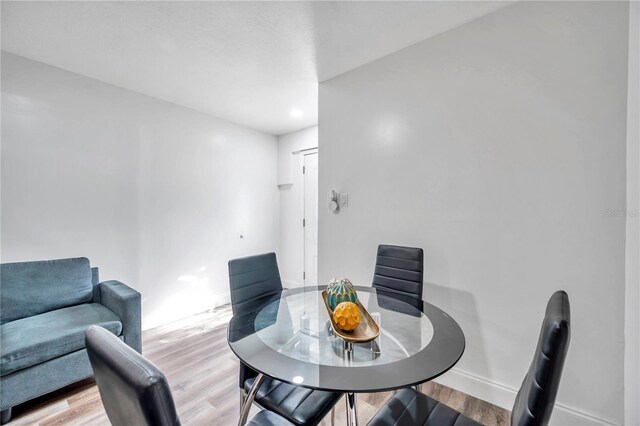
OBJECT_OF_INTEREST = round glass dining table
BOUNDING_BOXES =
[227,286,465,426]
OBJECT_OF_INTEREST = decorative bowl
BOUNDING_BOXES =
[321,290,381,343]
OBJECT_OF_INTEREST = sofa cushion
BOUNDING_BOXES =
[0,303,122,376]
[1,257,93,324]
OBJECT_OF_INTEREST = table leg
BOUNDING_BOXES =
[345,392,359,426]
[238,373,264,426]
[344,341,354,361]
[343,341,359,425]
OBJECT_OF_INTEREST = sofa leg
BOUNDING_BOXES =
[1,408,12,424]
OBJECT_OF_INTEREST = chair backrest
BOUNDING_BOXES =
[1,257,93,325]
[85,325,180,426]
[372,245,424,304]
[228,253,284,388]
[228,252,283,316]
[512,291,571,426]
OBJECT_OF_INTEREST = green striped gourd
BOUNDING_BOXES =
[326,278,358,311]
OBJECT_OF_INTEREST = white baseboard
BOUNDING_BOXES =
[282,279,302,288]
[217,292,231,305]
[142,292,231,330]
[434,368,618,426]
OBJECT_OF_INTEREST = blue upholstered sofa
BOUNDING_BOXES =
[0,257,141,423]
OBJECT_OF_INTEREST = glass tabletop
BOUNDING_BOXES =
[255,289,434,367]
[227,286,465,393]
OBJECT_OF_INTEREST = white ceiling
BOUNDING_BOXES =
[1,1,511,135]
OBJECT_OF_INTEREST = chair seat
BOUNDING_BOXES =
[244,376,342,426]
[367,388,482,426]
[247,410,295,426]
[1,303,122,376]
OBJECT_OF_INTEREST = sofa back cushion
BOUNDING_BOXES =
[0,257,93,325]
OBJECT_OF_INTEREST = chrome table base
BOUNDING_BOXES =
[343,340,359,426]
[345,392,359,426]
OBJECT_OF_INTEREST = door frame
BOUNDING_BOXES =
[301,148,318,286]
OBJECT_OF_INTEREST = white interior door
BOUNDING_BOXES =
[303,151,319,286]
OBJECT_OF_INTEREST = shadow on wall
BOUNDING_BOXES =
[424,281,491,381]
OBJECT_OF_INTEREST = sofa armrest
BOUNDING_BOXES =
[99,280,142,353]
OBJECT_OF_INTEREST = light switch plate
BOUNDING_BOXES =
[340,193,349,207]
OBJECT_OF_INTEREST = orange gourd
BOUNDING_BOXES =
[333,301,361,332]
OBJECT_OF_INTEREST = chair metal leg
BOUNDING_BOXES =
[331,406,335,426]
[239,389,247,417]
[238,373,264,426]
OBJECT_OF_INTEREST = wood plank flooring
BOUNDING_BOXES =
[7,306,510,426]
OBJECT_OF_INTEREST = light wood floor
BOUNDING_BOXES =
[7,306,510,426]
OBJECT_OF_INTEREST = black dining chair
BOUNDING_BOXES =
[367,290,571,426]
[85,325,293,426]
[228,253,343,426]
[372,244,424,311]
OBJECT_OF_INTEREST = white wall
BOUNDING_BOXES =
[1,52,279,330]
[277,126,318,287]
[318,2,628,425]
[624,1,640,425]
